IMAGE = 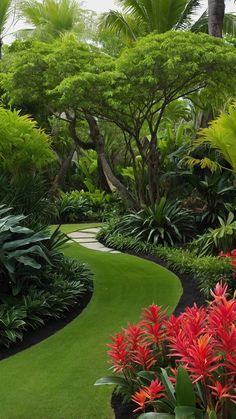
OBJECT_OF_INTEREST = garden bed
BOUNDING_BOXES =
[0,289,93,361]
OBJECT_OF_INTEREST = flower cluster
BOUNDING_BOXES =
[219,249,236,267]
[107,282,236,416]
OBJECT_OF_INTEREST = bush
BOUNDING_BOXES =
[54,189,123,222]
[191,211,236,256]
[0,206,93,348]
[96,283,236,418]
[107,198,195,246]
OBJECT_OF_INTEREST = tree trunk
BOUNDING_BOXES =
[148,135,160,205]
[85,115,138,209]
[97,155,111,192]
[51,145,76,192]
[208,0,225,37]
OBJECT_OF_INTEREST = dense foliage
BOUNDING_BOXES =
[0,206,93,347]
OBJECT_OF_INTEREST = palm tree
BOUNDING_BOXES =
[100,0,235,41]
[20,0,84,39]
[208,0,225,36]
[0,0,14,59]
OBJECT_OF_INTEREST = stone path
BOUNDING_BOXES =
[67,227,120,253]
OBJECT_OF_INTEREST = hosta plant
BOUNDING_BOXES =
[95,282,236,418]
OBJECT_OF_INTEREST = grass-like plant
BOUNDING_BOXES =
[110,198,195,246]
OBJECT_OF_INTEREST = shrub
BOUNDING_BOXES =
[191,211,236,256]
[108,198,195,246]
[156,246,235,298]
[54,190,123,222]
[96,283,236,418]
[0,206,93,347]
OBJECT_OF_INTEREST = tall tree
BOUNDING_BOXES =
[0,0,14,59]
[208,0,225,36]
[100,0,235,41]
[20,0,84,39]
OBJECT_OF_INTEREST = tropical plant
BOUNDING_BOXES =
[54,190,123,222]
[110,198,195,246]
[191,211,236,256]
[0,108,54,178]
[20,0,84,39]
[96,282,236,418]
[0,205,52,295]
[0,173,56,228]
[219,249,236,267]
[188,102,236,173]
[0,305,26,347]
[183,171,236,229]
[100,0,236,42]
[0,0,15,59]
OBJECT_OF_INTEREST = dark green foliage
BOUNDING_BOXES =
[108,198,195,246]
[0,305,26,348]
[54,190,123,222]
[0,173,56,228]
[0,206,93,348]
[191,212,236,256]
[184,171,236,230]
[155,246,234,297]
[0,205,51,295]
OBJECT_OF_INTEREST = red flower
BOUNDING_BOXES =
[210,281,229,300]
[231,249,236,257]
[173,334,221,382]
[143,378,166,401]
[125,323,143,350]
[142,304,167,325]
[107,333,131,373]
[208,381,235,400]
[132,344,156,370]
[131,389,147,412]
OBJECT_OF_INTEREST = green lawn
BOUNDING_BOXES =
[0,224,182,419]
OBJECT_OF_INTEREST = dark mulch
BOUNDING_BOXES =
[0,290,92,361]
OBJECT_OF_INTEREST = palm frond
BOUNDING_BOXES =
[175,0,201,30]
[223,13,236,36]
[0,0,13,35]
[99,10,137,41]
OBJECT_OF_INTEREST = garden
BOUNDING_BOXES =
[0,0,236,418]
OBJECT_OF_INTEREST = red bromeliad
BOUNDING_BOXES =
[105,282,236,417]
[219,249,236,268]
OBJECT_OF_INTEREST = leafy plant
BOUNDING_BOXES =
[0,305,26,347]
[0,205,51,295]
[96,283,236,418]
[191,212,236,256]
[110,198,195,246]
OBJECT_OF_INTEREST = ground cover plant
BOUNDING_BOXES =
[0,225,181,418]
[96,282,236,418]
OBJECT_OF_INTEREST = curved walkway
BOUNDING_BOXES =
[68,227,120,253]
[0,224,182,419]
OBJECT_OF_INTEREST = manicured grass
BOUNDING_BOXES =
[0,225,182,419]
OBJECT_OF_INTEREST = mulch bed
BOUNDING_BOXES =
[0,290,92,361]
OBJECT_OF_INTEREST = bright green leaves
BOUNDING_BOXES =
[0,108,54,177]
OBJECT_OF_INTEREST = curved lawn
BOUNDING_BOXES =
[0,224,182,419]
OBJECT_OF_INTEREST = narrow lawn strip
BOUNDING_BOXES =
[0,225,182,419]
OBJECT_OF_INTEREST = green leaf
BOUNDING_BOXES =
[161,368,176,406]
[175,367,196,407]
[94,376,128,387]
[175,406,204,419]
[208,411,217,419]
